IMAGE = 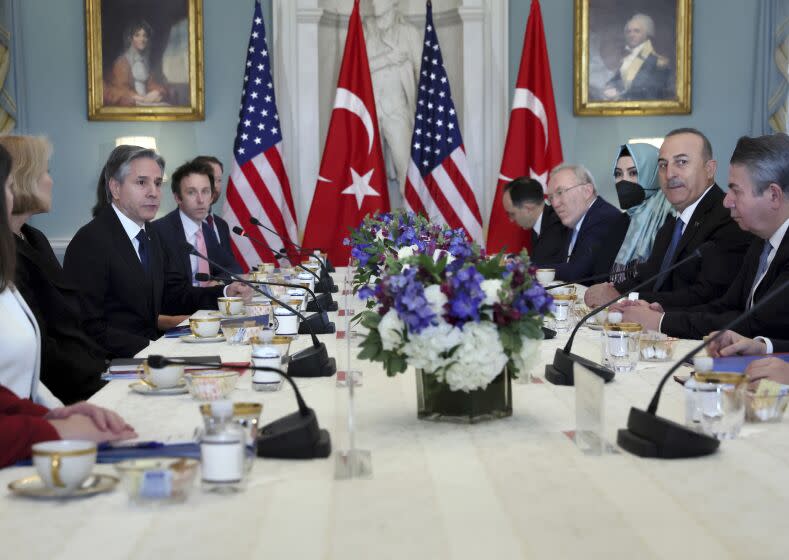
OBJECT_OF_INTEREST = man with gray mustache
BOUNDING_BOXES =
[585,127,753,309]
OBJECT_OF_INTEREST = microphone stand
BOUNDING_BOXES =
[617,277,789,458]
[250,216,338,285]
[334,269,372,479]
[234,226,339,305]
[188,246,336,378]
[147,355,331,459]
[546,245,709,386]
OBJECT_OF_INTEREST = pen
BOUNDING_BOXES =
[98,441,165,451]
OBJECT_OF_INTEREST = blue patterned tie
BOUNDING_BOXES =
[749,240,773,308]
[202,219,220,252]
[654,217,684,291]
[135,230,150,273]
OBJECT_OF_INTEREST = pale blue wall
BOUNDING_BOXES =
[20,0,757,239]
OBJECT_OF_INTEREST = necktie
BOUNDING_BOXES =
[194,227,210,286]
[749,240,773,308]
[135,230,149,273]
[204,215,221,247]
[654,217,684,291]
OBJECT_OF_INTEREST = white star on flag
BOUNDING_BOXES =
[341,167,380,209]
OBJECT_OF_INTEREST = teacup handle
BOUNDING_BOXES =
[50,454,65,488]
[136,364,156,388]
[223,301,231,315]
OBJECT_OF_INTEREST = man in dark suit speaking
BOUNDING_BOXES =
[64,146,252,358]
[546,164,629,285]
[621,133,789,339]
[585,128,753,309]
[500,176,567,265]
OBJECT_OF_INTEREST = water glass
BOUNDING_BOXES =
[550,293,575,332]
[695,381,746,439]
[601,322,641,373]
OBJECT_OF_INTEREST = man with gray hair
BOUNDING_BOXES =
[545,163,629,284]
[620,133,789,339]
[64,145,251,358]
[603,13,670,101]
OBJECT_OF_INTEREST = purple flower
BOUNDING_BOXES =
[445,265,485,325]
[357,285,375,300]
[388,267,437,332]
[351,243,372,267]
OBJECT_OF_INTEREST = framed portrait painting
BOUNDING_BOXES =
[85,0,204,121]
[574,0,692,116]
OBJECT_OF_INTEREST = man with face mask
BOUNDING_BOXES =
[585,128,753,309]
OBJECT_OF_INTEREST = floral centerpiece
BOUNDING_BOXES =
[356,249,553,423]
[344,210,471,293]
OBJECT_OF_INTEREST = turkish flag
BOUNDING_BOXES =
[486,0,563,255]
[302,0,390,264]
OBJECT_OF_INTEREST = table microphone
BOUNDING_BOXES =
[147,355,331,459]
[187,245,336,378]
[617,276,789,458]
[234,226,339,300]
[545,242,712,386]
[249,216,338,285]
[195,273,336,335]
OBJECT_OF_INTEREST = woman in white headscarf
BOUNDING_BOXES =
[103,20,169,107]
[609,143,673,283]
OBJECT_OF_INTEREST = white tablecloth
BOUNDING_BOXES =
[2,273,787,560]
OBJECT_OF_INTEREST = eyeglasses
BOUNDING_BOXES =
[547,182,587,203]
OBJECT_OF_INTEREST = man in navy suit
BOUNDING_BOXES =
[192,155,243,274]
[547,164,630,285]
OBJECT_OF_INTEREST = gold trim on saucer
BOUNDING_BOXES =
[694,371,746,385]
[8,474,119,499]
[603,322,642,332]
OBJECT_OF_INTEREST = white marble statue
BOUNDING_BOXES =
[364,0,422,202]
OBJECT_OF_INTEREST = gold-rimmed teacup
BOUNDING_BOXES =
[136,360,184,389]
[217,296,244,316]
[190,316,221,338]
[32,440,97,491]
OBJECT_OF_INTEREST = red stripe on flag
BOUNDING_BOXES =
[404,179,426,215]
[240,157,290,245]
[423,173,464,231]
[442,152,483,224]
[265,147,298,224]
[225,177,278,264]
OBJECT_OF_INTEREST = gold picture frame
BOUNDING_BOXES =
[85,0,204,121]
[574,0,692,116]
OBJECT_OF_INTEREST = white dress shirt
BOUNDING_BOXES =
[567,198,597,257]
[749,216,789,307]
[677,184,715,235]
[111,203,146,262]
[533,209,543,237]
[179,210,203,286]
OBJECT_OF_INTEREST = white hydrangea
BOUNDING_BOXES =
[480,279,503,306]
[432,248,455,264]
[378,309,405,351]
[423,284,447,318]
[511,336,541,379]
[443,322,508,392]
[402,322,463,373]
[375,229,385,241]
[397,244,419,260]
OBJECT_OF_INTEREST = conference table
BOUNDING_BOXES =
[2,271,788,560]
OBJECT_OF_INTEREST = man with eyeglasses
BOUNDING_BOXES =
[545,164,629,285]
[585,128,752,309]
[501,176,567,265]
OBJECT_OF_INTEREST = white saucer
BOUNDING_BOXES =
[585,323,604,331]
[130,381,189,395]
[8,474,119,499]
[180,334,226,343]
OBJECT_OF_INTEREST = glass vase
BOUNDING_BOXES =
[415,368,512,423]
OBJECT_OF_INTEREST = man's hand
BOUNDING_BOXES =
[47,404,137,443]
[157,314,189,331]
[620,305,663,331]
[46,402,134,433]
[746,357,789,387]
[584,282,620,307]
[226,282,254,303]
[707,330,767,357]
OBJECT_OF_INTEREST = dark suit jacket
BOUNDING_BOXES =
[152,209,194,282]
[616,185,754,309]
[607,53,670,100]
[14,224,107,404]
[63,206,224,358]
[530,205,568,266]
[208,213,243,275]
[554,197,629,285]
[772,339,789,353]
[662,231,789,339]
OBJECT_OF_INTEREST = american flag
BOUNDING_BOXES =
[222,0,298,267]
[403,1,483,243]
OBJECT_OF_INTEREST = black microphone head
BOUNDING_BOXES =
[694,241,715,258]
[195,272,211,282]
[183,242,199,257]
[249,217,261,226]
[232,225,246,236]
[147,355,167,368]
